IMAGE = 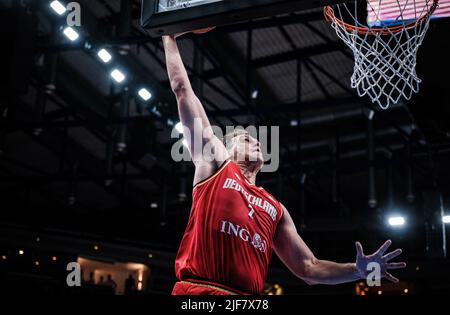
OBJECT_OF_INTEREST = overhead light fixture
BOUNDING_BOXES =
[63,27,79,41]
[97,49,112,63]
[138,88,152,101]
[111,69,126,83]
[175,122,184,134]
[443,215,450,224]
[388,216,405,227]
[50,1,66,15]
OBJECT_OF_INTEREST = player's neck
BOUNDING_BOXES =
[235,160,260,185]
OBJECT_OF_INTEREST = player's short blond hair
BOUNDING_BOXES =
[222,129,249,151]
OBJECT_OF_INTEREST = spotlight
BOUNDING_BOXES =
[63,27,79,41]
[111,69,126,83]
[67,195,76,206]
[138,88,152,101]
[19,250,24,255]
[50,1,66,15]
[116,142,127,153]
[150,203,158,209]
[388,216,405,227]
[97,49,112,63]
[443,215,450,224]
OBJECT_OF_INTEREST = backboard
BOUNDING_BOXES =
[141,0,347,36]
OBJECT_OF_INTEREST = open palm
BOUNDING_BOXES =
[355,240,406,283]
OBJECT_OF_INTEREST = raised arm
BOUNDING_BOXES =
[162,35,229,185]
[273,205,406,285]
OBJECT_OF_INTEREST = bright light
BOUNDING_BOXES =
[378,290,382,295]
[19,250,24,255]
[97,49,112,63]
[148,253,153,258]
[175,122,184,134]
[388,216,405,227]
[150,203,158,209]
[111,69,125,83]
[138,88,152,101]
[368,110,375,121]
[443,215,450,224]
[290,120,299,127]
[50,1,66,15]
[404,288,409,294]
[35,261,40,266]
[63,27,79,41]
[251,90,259,100]
[52,256,57,261]
[2,255,6,260]
[93,245,99,251]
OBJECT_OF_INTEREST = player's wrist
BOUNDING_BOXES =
[351,262,364,280]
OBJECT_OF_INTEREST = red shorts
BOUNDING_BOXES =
[172,280,249,295]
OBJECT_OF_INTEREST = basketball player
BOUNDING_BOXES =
[162,31,406,295]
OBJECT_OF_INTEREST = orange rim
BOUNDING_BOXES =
[324,0,439,35]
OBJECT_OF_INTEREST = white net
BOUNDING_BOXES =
[325,0,439,109]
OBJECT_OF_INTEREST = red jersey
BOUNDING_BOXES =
[174,160,284,294]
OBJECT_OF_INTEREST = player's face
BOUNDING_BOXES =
[233,134,263,164]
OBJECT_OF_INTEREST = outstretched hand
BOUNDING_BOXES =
[355,240,406,283]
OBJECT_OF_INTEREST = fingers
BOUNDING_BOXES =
[193,26,216,34]
[375,240,392,256]
[355,242,364,257]
[387,262,407,270]
[384,272,399,283]
[383,248,402,261]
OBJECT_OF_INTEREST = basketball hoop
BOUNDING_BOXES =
[325,0,439,109]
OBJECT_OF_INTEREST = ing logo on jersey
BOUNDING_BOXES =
[220,220,267,253]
